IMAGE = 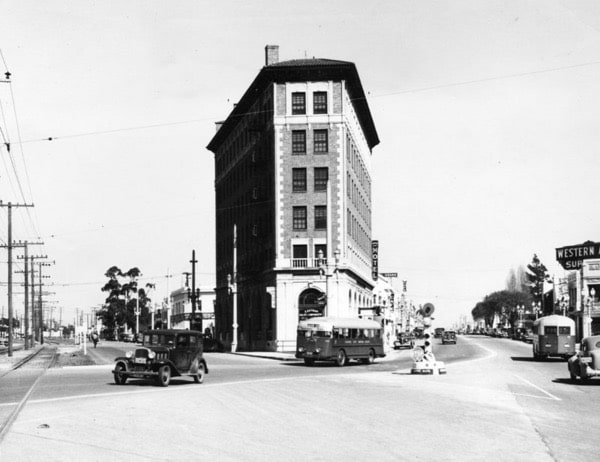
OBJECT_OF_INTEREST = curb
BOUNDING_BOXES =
[229,352,300,362]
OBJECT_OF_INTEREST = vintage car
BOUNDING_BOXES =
[112,329,208,387]
[568,335,600,381]
[441,330,457,344]
[393,333,415,350]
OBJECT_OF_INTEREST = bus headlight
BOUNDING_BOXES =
[298,347,305,352]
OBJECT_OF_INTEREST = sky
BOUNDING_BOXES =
[0,0,599,328]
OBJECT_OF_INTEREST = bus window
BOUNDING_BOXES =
[316,330,331,338]
[559,326,571,335]
[545,326,557,335]
[342,328,349,338]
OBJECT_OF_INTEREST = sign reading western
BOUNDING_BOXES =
[372,240,379,281]
[556,241,600,270]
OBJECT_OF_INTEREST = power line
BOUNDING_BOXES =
[13,58,600,147]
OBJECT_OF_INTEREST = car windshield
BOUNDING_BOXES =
[145,334,175,346]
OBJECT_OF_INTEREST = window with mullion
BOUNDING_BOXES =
[291,92,306,115]
[314,205,327,229]
[314,129,328,153]
[313,91,327,114]
[314,167,328,191]
[293,206,307,230]
[292,168,307,192]
[292,130,306,154]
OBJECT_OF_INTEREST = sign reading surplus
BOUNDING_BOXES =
[556,241,600,270]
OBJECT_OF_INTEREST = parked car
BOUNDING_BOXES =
[568,335,600,381]
[393,333,415,350]
[118,332,134,342]
[112,329,209,387]
[522,329,534,343]
[442,330,457,345]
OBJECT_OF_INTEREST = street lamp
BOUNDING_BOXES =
[532,301,541,319]
[317,248,340,316]
[227,273,238,352]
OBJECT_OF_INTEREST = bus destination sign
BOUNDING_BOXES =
[556,241,600,270]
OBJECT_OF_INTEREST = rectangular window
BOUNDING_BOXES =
[314,129,328,153]
[292,92,306,115]
[293,244,308,268]
[293,206,307,230]
[314,205,327,229]
[314,167,328,191]
[313,91,327,114]
[292,130,306,154]
[292,168,307,192]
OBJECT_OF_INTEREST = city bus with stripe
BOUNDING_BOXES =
[532,314,576,360]
[295,317,385,366]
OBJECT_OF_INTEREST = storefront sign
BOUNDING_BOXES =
[372,240,379,280]
[556,241,600,270]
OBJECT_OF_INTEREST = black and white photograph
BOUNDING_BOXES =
[1,1,600,460]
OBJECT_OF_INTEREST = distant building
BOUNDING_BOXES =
[169,286,215,334]
[207,45,380,351]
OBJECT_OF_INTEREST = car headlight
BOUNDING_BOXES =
[147,350,156,360]
[315,348,321,353]
[125,351,133,358]
[298,347,305,352]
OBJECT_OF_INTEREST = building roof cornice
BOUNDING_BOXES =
[207,58,379,152]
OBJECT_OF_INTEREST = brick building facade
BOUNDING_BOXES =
[207,45,379,351]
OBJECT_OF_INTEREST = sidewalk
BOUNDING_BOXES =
[0,344,43,374]
[231,347,406,362]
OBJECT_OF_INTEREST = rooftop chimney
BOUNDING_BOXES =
[265,45,279,66]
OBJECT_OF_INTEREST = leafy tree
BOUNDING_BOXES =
[506,266,528,293]
[98,266,154,335]
[471,290,531,327]
[526,254,553,314]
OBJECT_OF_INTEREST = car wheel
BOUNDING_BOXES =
[157,365,171,387]
[113,363,127,385]
[194,362,206,384]
[336,349,347,367]
[303,358,315,366]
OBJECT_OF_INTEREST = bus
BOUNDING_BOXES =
[295,317,385,366]
[532,315,576,361]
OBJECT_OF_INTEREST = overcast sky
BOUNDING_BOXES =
[1,0,599,327]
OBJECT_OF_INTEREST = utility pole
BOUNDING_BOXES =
[228,225,238,352]
[16,241,43,349]
[188,250,201,331]
[0,201,34,357]
[37,260,54,344]
[28,255,48,344]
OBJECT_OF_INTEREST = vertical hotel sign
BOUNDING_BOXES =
[372,240,379,281]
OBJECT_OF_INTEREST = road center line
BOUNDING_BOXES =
[513,374,561,401]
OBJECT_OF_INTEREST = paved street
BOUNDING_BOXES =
[1,336,598,461]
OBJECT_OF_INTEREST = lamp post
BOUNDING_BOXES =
[227,273,237,352]
[317,248,340,316]
[532,301,541,319]
[587,288,596,337]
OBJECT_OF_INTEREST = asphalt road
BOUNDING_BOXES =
[1,336,598,461]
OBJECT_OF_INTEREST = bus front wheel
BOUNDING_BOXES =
[336,349,347,367]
